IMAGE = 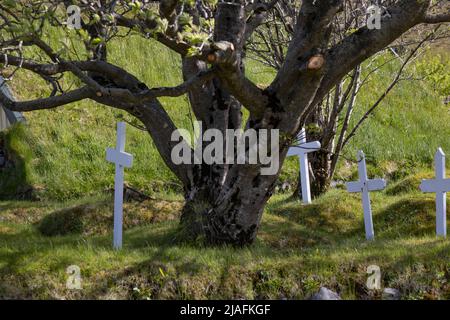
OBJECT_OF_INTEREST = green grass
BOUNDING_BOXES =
[1,35,194,200]
[342,53,450,169]
[0,180,449,299]
[0,29,449,300]
[1,35,449,200]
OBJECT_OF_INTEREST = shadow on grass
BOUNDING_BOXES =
[1,190,449,298]
[266,191,448,243]
[79,237,450,299]
[34,198,182,236]
[374,197,437,238]
[1,213,449,299]
[0,125,34,200]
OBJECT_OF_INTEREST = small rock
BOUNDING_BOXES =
[330,180,345,188]
[310,287,341,300]
[279,294,288,300]
[382,288,400,300]
[280,181,291,192]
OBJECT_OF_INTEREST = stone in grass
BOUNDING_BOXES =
[382,288,401,300]
[310,287,341,300]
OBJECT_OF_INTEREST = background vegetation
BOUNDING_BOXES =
[0,34,449,300]
[0,36,449,200]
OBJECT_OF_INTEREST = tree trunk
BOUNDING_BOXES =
[309,149,331,197]
[302,104,332,199]
[176,1,280,246]
[179,165,279,246]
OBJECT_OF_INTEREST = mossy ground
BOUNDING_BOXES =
[0,180,449,300]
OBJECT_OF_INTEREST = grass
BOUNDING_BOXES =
[1,35,449,200]
[342,53,450,169]
[0,177,449,300]
[0,29,449,300]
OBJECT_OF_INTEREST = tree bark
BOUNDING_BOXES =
[309,149,331,197]
[179,162,280,245]
[176,1,272,245]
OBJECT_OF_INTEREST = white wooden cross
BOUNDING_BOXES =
[420,148,450,238]
[106,122,133,249]
[346,150,386,240]
[287,128,321,204]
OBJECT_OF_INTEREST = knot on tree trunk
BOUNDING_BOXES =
[307,54,325,71]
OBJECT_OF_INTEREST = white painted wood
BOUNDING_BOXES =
[106,122,134,249]
[106,148,133,168]
[419,148,449,237]
[287,128,321,204]
[346,150,386,240]
[346,177,385,193]
[367,179,387,191]
[420,179,450,193]
[0,76,25,131]
[287,141,321,156]
[0,107,9,130]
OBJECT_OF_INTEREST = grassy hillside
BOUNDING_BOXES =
[342,53,450,170]
[0,35,449,200]
[0,35,449,300]
[0,184,449,299]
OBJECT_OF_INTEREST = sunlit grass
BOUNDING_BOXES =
[0,180,449,299]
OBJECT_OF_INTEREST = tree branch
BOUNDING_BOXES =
[423,13,450,24]
[114,15,190,56]
[269,0,343,119]
[0,85,93,112]
[323,0,431,95]
[138,68,216,100]
[341,28,436,148]
[244,0,279,42]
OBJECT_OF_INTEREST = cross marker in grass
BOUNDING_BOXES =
[420,148,450,238]
[106,122,133,249]
[346,150,386,240]
[287,128,321,204]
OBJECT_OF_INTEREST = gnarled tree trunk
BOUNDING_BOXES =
[180,165,279,245]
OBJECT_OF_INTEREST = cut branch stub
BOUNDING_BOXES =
[207,53,217,63]
[204,41,236,65]
[307,54,325,71]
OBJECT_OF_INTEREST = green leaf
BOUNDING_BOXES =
[186,47,200,58]
[179,13,193,27]
[78,29,90,41]
[91,38,103,46]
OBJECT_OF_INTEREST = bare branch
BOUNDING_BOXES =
[0,85,93,112]
[423,13,450,24]
[341,27,437,148]
[138,69,216,100]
